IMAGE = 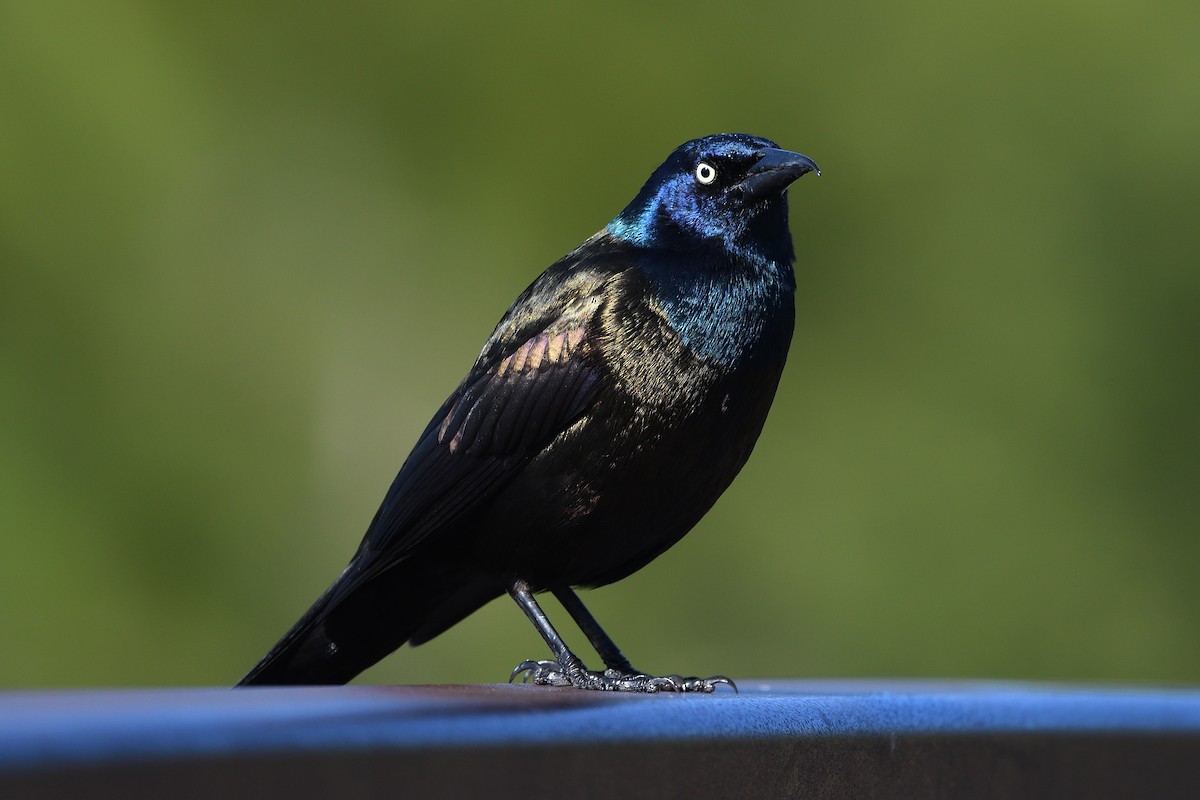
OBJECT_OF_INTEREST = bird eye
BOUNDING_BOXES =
[695,162,717,185]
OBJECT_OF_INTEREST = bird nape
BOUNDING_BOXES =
[238,133,819,693]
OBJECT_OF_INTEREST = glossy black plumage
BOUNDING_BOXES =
[239,134,819,690]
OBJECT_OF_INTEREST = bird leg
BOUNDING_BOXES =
[553,587,636,674]
[507,581,736,693]
[554,586,737,693]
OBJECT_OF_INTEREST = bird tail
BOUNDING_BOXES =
[237,563,376,686]
[236,557,501,686]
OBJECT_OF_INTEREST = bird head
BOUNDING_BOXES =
[607,133,819,267]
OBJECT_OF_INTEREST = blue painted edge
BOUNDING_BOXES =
[2,679,1199,771]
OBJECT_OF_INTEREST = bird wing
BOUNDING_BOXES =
[353,257,619,569]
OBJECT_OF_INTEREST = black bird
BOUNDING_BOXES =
[239,133,819,692]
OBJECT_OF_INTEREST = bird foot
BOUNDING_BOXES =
[509,659,736,693]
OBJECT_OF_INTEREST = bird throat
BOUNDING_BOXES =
[641,250,794,368]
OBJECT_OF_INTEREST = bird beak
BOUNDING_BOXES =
[737,148,820,200]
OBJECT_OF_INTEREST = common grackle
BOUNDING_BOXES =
[238,134,819,692]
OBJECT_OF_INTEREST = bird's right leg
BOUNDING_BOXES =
[507,581,734,693]
[554,587,736,693]
[552,586,636,673]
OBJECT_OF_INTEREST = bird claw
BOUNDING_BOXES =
[510,659,573,686]
[682,674,738,693]
[617,671,738,694]
[509,660,736,693]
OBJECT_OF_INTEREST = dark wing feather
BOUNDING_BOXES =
[353,252,621,571]
[237,236,640,685]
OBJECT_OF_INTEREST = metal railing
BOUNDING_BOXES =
[3,680,1199,798]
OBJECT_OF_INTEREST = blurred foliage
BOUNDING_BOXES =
[1,0,1197,688]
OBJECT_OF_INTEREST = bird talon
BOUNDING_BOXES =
[509,659,574,686]
[509,660,540,684]
[710,675,738,693]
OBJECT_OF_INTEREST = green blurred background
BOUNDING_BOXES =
[1,1,1197,688]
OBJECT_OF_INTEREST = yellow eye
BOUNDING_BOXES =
[695,162,717,185]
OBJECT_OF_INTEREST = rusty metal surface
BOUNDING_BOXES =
[3,680,1200,798]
